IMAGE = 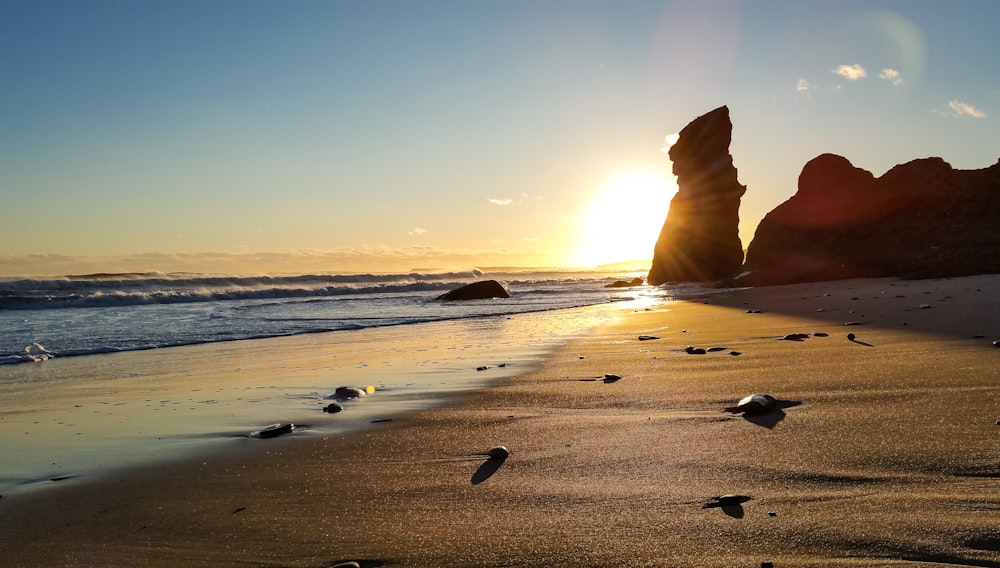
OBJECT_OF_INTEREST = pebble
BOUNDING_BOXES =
[603,374,623,383]
[993,340,1000,348]
[847,333,856,341]
[322,402,343,413]
[812,332,829,337]
[487,446,510,460]
[730,351,742,356]
[638,335,659,341]
[257,423,294,439]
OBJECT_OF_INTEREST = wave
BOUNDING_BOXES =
[0,270,491,310]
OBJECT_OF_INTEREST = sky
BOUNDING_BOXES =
[2,0,998,276]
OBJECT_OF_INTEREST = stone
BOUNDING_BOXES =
[684,346,707,355]
[742,154,1000,285]
[730,393,777,415]
[437,280,510,301]
[648,106,747,285]
[487,446,510,460]
[605,277,645,288]
[703,494,752,508]
[257,423,294,439]
[322,402,343,413]
[847,333,856,341]
[638,335,659,341]
[603,373,623,383]
[331,386,367,400]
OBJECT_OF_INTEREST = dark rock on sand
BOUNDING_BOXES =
[638,335,659,341]
[323,402,343,413]
[603,374,623,383]
[742,153,1000,285]
[781,333,810,341]
[437,280,510,301]
[684,346,707,355]
[487,446,510,460]
[648,106,747,285]
[331,386,368,400]
[606,277,644,288]
[257,423,294,439]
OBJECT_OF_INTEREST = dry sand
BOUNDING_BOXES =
[1,276,998,567]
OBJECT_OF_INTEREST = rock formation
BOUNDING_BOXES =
[437,280,510,301]
[742,154,1000,285]
[648,106,747,285]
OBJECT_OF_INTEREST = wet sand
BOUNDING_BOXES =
[1,276,998,567]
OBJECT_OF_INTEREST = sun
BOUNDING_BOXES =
[567,171,677,268]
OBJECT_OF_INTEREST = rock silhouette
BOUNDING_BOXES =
[648,106,747,285]
[743,154,1000,285]
[437,280,510,301]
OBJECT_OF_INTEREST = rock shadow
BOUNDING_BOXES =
[471,457,506,485]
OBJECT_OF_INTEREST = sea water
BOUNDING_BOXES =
[0,269,705,495]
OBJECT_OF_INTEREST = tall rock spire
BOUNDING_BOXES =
[647,106,747,285]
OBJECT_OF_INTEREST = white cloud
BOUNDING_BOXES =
[879,68,903,86]
[487,198,513,206]
[660,133,680,153]
[795,78,815,98]
[408,227,427,236]
[832,64,866,80]
[946,100,987,118]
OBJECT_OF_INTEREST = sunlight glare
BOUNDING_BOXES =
[568,171,677,268]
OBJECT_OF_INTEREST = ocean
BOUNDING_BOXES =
[0,268,707,495]
[1,268,668,365]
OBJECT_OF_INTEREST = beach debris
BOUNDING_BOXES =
[726,393,777,415]
[746,309,762,313]
[322,402,343,413]
[812,332,829,337]
[486,446,510,460]
[330,562,361,568]
[703,494,752,508]
[370,418,393,423]
[24,342,55,362]
[761,562,775,568]
[844,321,862,326]
[437,280,510,301]
[847,333,856,341]
[477,366,488,371]
[256,423,294,439]
[707,347,727,352]
[919,303,932,309]
[638,335,659,341]
[684,346,707,355]
[993,340,1000,348]
[603,373,623,383]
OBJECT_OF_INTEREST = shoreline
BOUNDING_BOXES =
[0,299,637,497]
[1,275,998,567]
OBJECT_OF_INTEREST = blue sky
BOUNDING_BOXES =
[2,0,998,275]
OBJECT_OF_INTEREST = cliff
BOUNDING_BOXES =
[742,154,1000,285]
[647,106,747,285]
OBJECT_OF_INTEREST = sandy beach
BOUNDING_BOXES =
[1,275,998,567]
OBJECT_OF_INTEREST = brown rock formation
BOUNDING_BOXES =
[742,154,1000,285]
[647,106,747,285]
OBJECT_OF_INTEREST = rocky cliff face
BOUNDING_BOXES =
[647,106,747,285]
[742,154,1000,285]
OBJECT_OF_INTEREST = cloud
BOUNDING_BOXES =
[408,227,427,236]
[945,100,986,118]
[660,133,680,153]
[832,64,866,80]
[487,198,513,206]
[795,78,816,98]
[879,68,903,86]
